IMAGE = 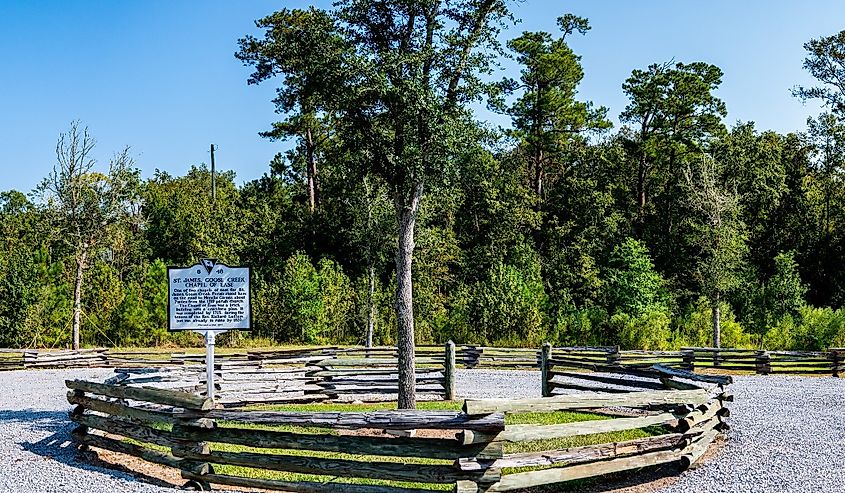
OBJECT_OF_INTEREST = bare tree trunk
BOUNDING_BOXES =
[712,292,721,349]
[305,128,318,213]
[72,249,87,350]
[394,183,423,409]
[637,154,647,226]
[366,265,375,349]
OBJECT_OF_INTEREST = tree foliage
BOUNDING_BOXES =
[10,7,845,360]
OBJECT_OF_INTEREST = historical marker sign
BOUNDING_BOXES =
[167,259,251,331]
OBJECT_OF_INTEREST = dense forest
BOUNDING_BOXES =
[4,3,845,354]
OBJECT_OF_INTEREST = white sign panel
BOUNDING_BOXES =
[168,259,251,331]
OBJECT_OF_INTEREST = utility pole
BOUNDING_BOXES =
[210,144,217,205]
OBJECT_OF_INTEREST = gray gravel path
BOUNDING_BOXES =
[659,375,845,493]
[459,370,845,493]
[0,368,182,493]
[2,369,845,492]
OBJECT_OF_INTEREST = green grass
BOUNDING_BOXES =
[122,400,667,490]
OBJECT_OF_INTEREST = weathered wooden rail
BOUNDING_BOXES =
[66,362,730,493]
[546,346,845,377]
[6,344,844,376]
[104,342,457,405]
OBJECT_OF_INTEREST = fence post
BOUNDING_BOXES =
[755,350,771,375]
[444,340,456,401]
[681,348,695,371]
[832,348,843,378]
[172,417,214,490]
[541,343,552,397]
[464,345,479,369]
[606,345,621,366]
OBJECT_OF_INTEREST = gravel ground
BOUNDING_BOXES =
[2,368,844,492]
[459,370,845,493]
[659,375,845,493]
[0,368,181,493]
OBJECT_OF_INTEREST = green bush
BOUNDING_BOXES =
[676,300,753,348]
[472,256,548,347]
[604,238,671,316]
[764,306,845,350]
[255,252,356,344]
[609,309,673,350]
[549,305,609,347]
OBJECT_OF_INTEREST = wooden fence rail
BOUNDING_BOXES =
[105,342,459,405]
[5,345,844,377]
[66,359,729,493]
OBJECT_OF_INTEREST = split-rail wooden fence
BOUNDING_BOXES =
[103,342,457,405]
[66,359,730,493]
[5,344,844,376]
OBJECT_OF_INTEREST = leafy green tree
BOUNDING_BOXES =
[541,139,627,313]
[82,260,125,346]
[794,30,845,115]
[143,166,243,265]
[806,113,845,236]
[502,14,609,197]
[0,191,48,347]
[739,251,807,346]
[37,122,140,349]
[472,256,548,346]
[268,252,356,344]
[239,0,515,407]
[767,252,808,322]
[621,61,726,227]
[683,155,747,347]
[237,8,348,213]
[714,123,788,275]
[604,237,670,316]
[279,252,323,343]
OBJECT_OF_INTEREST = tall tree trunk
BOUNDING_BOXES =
[636,154,647,228]
[305,127,318,213]
[532,82,544,198]
[394,183,423,409]
[72,249,87,350]
[712,292,721,349]
[366,264,375,349]
[364,176,376,349]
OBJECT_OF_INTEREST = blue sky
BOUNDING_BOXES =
[1,1,842,192]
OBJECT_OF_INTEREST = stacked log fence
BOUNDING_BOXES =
[23,348,109,368]
[0,348,27,370]
[4,345,845,377]
[66,360,730,493]
[305,343,453,402]
[458,346,540,369]
[459,367,731,492]
[680,347,845,375]
[101,342,458,405]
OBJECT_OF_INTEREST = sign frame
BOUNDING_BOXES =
[165,259,252,402]
[166,259,253,332]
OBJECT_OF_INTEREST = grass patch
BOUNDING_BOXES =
[120,400,668,489]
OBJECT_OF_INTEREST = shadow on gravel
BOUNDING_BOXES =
[0,409,178,490]
[0,409,70,433]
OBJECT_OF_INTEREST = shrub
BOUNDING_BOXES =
[604,238,671,316]
[676,300,753,348]
[609,309,673,350]
[255,252,356,345]
[472,256,548,347]
[765,306,845,350]
[549,305,609,347]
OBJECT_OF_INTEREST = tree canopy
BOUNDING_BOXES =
[6,6,845,363]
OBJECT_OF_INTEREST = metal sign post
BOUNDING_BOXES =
[200,329,223,400]
[168,259,251,401]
